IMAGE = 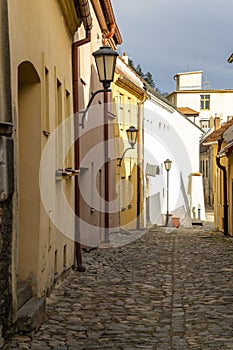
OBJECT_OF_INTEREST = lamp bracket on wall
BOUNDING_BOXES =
[117,146,135,167]
[79,88,111,129]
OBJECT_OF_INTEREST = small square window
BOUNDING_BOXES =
[200,95,210,110]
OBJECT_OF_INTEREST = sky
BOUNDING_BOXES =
[111,0,233,94]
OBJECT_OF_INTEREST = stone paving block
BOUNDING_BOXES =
[7,225,233,349]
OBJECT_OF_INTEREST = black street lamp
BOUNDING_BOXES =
[118,126,139,167]
[164,159,172,226]
[92,45,118,89]
[80,45,118,128]
[75,45,118,270]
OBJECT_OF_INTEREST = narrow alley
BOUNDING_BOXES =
[6,221,233,350]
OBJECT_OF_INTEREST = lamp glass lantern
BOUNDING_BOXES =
[164,158,172,171]
[126,126,138,148]
[92,45,119,89]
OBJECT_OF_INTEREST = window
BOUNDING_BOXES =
[200,119,210,129]
[56,79,63,167]
[117,93,124,127]
[120,176,126,210]
[127,97,131,125]
[202,160,205,176]
[206,159,208,178]
[44,67,50,132]
[63,245,67,270]
[65,90,72,167]
[54,250,58,276]
[200,94,210,110]
[128,175,132,208]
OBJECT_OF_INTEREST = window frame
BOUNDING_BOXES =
[200,94,210,110]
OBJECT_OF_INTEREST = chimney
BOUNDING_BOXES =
[122,52,128,65]
[214,117,220,130]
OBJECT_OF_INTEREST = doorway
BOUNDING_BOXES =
[17,61,41,287]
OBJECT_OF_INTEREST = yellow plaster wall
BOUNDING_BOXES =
[9,0,75,297]
[112,73,144,230]
[213,143,229,233]
[227,152,233,236]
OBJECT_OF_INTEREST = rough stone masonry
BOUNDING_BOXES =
[6,226,233,350]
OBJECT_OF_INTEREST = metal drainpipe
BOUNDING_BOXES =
[0,0,14,339]
[0,0,13,128]
[103,23,116,242]
[103,23,115,45]
[72,10,116,262]
[72,30,91,271]
[136,103,141,229]
[136,94,147,230]
[104,91,110,242]
[216,139,228,236]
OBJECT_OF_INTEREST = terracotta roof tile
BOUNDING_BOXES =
[178,107,199,115]
[204,119,233,143]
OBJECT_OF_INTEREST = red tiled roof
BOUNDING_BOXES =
[217,140,233,157]
[204,119,233,143]
[178,107,199,116]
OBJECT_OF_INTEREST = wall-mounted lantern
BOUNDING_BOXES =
[80,45,118,128]
[118,126,139,167]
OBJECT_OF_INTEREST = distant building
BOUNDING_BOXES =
[144,89,205,227]
[201,118,233,235]
[167,71,233,131]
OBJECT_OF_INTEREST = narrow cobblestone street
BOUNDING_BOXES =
[6,223,233,350]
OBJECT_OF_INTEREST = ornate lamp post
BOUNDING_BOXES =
[164,159,172,227]
[75,45,118,269]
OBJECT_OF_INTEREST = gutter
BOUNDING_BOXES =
[90,0,122,47]
[75,0,93,31]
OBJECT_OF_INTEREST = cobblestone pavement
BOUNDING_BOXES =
[6,223,233,350]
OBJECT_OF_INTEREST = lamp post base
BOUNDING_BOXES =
[75,266,86,272]
[166,214,173,227]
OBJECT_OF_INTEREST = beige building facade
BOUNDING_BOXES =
[202,119,233,235]
[2,0,123,342]
[76,0,122,246]
[8,0,122,320]
[9,0,81,309]
[167,71,233,131]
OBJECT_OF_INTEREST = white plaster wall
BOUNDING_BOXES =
[176,91,233,124]
[177,71,202,90]
[144,94,204,226]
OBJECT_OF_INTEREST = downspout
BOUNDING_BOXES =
[216,139,228,236]
[102,23,115,242]
[72,0,92,271]
[103,23,115,45]
[0,0,14,341]
[136,92,147,229]
[0,0,13,130]
[72,30,91,271]
[136,103,141,229]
